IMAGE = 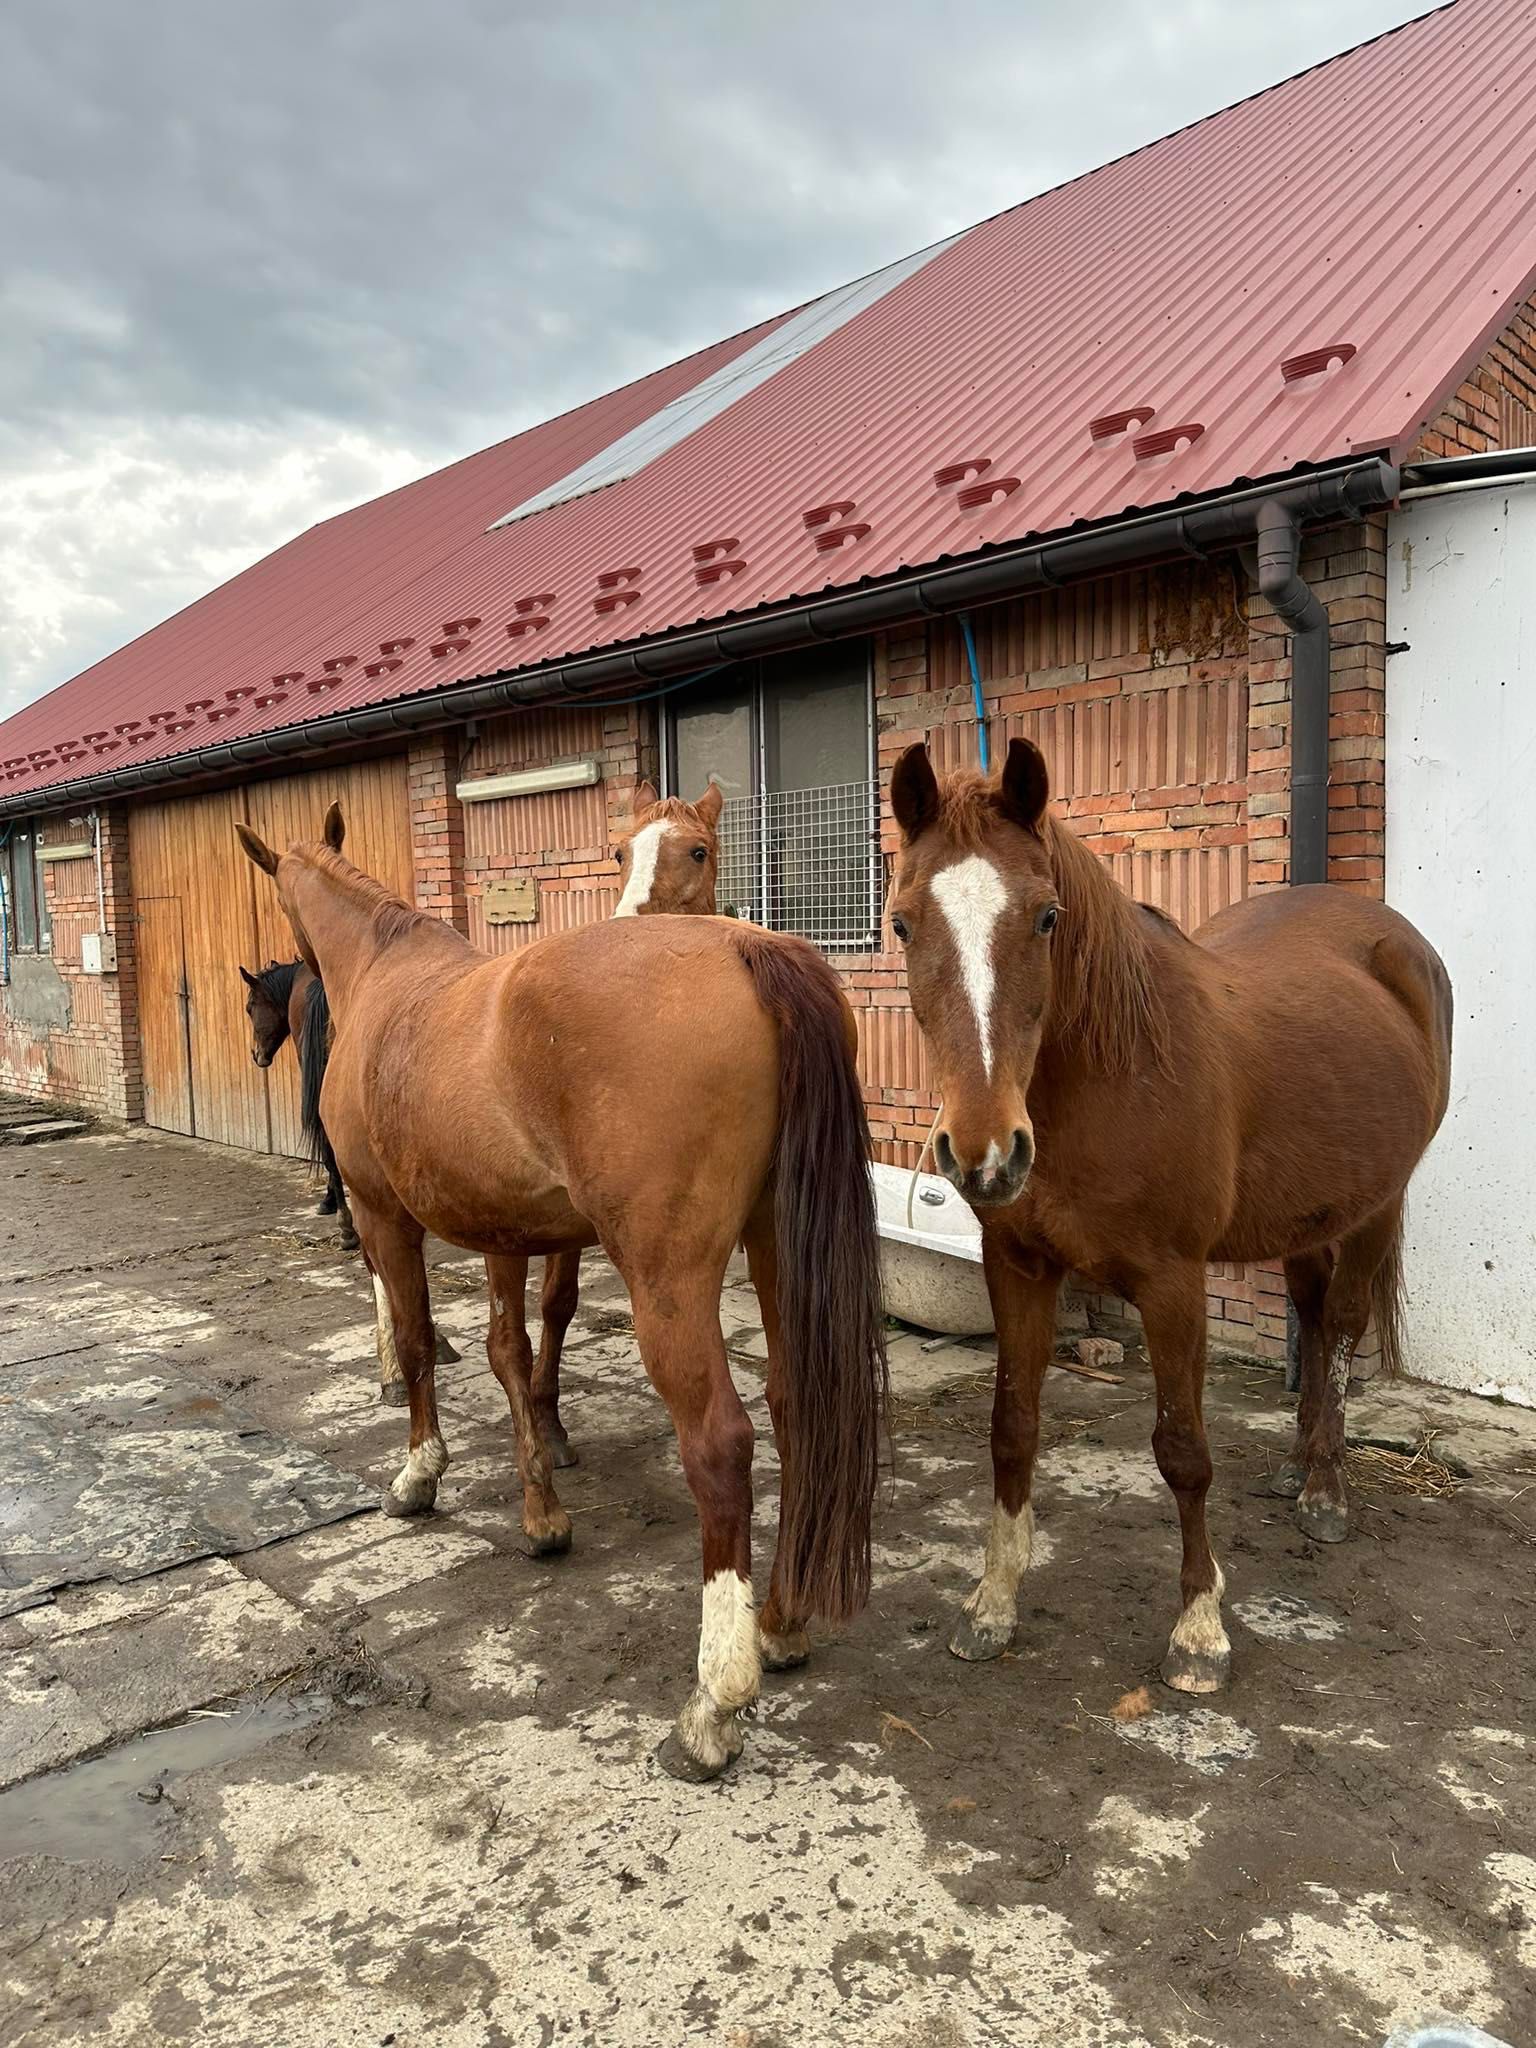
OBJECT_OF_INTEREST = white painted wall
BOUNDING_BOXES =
[1386,484,1536,1404]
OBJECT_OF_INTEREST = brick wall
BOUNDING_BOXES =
[407,734,469,932]
[1414,288,1536,459]
[455,703,654,952]
[0,806,141,1120]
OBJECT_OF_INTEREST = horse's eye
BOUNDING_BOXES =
[690,845,707,863]
[1036,905,1060,936]
[891,914,911,944]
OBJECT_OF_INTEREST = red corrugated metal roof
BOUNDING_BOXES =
[7,0,1536,805]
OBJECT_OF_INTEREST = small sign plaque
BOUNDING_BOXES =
[483,876,537,926]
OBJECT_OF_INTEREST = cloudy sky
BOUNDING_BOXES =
[0,0,1425,721]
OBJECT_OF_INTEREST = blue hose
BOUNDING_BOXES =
[959,613,989,772]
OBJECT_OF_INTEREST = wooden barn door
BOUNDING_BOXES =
[129,756,412,1154]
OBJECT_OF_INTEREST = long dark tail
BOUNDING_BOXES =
[732,929,887,1623]
[1371,1210,1408,1380]
[298,977,340,1187]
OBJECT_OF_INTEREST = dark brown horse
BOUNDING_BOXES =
[530,778,725,1465]
[240,959,358,1248]
[888,739,1451,1693]
[236,802,884,1779]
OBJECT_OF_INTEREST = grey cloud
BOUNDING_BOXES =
[0,0,1421,716]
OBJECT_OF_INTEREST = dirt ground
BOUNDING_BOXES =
[1,1124,1532,2048]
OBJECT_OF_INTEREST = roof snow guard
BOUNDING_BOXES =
[4,0,1536,814]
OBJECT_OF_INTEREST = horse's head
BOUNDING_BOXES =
[613,779,724,917]
[239,963,291,1067]
[236,802,347,976]
[888,739,1060,1209]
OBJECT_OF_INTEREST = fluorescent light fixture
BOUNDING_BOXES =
[455,758,600,803]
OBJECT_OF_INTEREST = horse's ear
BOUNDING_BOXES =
[999,738,1050,832]
[323,802,345,852]
[890,744,940,840]
[694,779,724,828]
[235,823,279,875]
[633,780,659,815]
[239,965,259,989]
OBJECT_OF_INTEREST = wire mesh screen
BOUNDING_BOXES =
[716,781,880,953]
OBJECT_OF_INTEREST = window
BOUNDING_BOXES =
[2,818,50,957]
[664,642,878,953]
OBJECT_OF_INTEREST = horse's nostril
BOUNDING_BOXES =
[934,1130,957,1178]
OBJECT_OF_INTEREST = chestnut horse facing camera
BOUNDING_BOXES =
[528,778,727,1465]
[889,738,1451,1694]
[235,801,884,1781]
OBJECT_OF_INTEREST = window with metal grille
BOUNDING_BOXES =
[1,818,50,963]
[664,643,879,954]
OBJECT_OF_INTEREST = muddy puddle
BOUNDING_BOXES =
[0,1691,332,1867]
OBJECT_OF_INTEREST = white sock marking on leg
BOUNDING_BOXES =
[373,1272,403,1388]
[614,820,670,917]
[931,855,1009,1081]
[1171,1562,1230,1659]
[963,1502,1034,1634]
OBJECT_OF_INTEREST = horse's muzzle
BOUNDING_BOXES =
[252,1051,273,1068]
[935,1126,1034,1209]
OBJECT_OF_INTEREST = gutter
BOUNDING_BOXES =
[0,457,1399,820]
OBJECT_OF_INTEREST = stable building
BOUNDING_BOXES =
[4,0,1535,1399]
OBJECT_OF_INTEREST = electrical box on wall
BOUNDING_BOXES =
[81,932,118,975]
[483,877,538,926]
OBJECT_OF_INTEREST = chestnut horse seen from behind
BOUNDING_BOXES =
[888,739,1451,1694]
[236,800,883,1780]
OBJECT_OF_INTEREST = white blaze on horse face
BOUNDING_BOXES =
[614,820,671,917]
[930,854,1010,1081]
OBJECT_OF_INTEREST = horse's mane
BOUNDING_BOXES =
[252,958,303,1008]
[306,845,434,947]
[935,771,1172,1073]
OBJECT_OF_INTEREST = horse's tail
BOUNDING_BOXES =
[298,976,339,1184]
[1371,1209,1408,1381]
[731,928,887,1624]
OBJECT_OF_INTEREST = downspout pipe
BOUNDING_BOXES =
[1255,499,1331,1396]
[1255,500,1330,890]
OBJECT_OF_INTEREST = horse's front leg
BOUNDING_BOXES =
[950,1240,1061,1662]
[628,1270,757,1782]
[484,1253,571,1556]
[1139,1263,1229,1693]
[353,1200,448,1516]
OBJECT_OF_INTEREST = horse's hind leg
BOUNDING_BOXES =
[485,1254,571,1556]
[1274,1249,1334,1499]
[627,1266,758,1783]
[353,1201,447,1516]
[1293,1202,1402,1545]
[743,1210,808,1671]
[531,1249,582,1469]
[1140,1265,1230,1695]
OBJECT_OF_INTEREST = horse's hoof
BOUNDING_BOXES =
[381,1485,435,1519]
[655,1732,734,1785]
[521,1516,572,1558]
[339,1234,360,1254]
[379,1381,409,1408]
[948,1612,1015,1663]
[316,1194,338,1216]
[1269,1461,1307,1499]
[1161,1644,1231,1695]
[760,1628,810,1672]
[1296,1493,1349,1544]
[434,1331,461,1365]
[545,1434,579,1471]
